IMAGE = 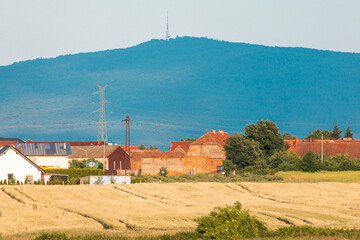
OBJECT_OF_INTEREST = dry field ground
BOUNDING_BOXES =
[1,181,360,239]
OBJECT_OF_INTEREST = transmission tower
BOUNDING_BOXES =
[166,12,170,41]
[93,85,111,143]
[122,114,133,173]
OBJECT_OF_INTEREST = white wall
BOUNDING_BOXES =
[29,156,69,169]
[0,149,42,182]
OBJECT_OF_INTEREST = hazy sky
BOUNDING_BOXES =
[1,0,359,66]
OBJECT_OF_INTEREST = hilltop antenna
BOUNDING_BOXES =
[93,85,111,143]
[166,12,170,41]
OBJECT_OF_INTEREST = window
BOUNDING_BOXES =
[8,174,14,181]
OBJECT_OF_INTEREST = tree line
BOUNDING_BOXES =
[223,120,359,173]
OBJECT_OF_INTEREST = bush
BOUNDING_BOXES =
[195,202,268,239]
[159,166,169,176]
[325,154,360,171]
[299,152,323,172]
[268,151,301,170]
[43,168,105,179]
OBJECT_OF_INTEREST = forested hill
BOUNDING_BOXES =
[1,37,360,147]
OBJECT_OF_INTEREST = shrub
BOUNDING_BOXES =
[43,168,105,180]
[325,154,360,171]
[299,151,323,172]
[159,166,169,176]
[195,202,268,239]
[268,151,301,170]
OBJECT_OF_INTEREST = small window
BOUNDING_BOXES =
[8,174,14,181]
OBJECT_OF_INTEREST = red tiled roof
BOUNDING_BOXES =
[192,130,231,146]
[170,141,194,152]
[119,145,139,151]
[286,139,360,159]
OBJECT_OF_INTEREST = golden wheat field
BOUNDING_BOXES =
[1,182,360,239]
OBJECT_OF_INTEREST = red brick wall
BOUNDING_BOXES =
[108,147,130,170]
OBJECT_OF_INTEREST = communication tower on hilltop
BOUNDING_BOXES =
[166,12,170,41]
[93,85,112,143]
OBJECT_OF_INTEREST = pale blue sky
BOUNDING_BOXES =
[1,0,359,66]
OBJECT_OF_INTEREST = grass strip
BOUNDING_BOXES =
[1,187,24,203]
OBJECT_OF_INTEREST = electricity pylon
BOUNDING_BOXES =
[93,85,111,143]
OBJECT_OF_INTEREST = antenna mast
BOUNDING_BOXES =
[93,85,111,143]
[166,12,170,41]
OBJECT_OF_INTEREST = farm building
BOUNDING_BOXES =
[0,145,44,183]
[17,142,72,169]
[131,150,184,175]
[184,130,231,174]
[286,138,360,159]
[70,145,130,172]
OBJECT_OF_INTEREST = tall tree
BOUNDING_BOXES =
[332,123,342,140]
[343,126,354,139]
[244,120,285,157]
[223,133,264,169]
[305,129,332,140]
[282,132,297,140]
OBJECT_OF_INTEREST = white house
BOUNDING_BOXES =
[0,146,44,183]
[17,142,71,169]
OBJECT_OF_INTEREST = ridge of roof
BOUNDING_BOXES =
[0,145,45,173]
[192,131,231,146]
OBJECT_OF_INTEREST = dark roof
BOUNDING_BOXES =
[0,137,24,143]
[0,145,45,173]
[17,143,72,156]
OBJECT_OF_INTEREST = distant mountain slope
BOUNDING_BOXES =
[1,37,360,147]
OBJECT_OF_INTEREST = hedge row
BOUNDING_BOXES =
[43,168,105,179]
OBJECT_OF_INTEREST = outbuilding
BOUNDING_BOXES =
[0,146,44,183]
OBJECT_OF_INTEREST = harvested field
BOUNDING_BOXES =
[1,182,360,239]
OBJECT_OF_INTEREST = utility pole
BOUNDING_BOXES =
[321,134,324,163]
[122,114,133,175]
[93,85,112,143]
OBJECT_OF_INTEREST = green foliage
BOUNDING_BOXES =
[325,154,360,171]
[344,126,354,139]
[282,132,297,140]
[224,133,264,169]
[138,144,158,150]
[245,120,285,157]
[34,232,70,240]
[159,166,169,176]
[44,168,105,180]
[269,226,360,239]
[222,159,236,174]
[332,123,342,140]
[195,201,268,239]
[131,173,282,184]
[305,128,333,140]
[180,138,197,141]
[70,159,103,169]
[268,151,301,170]
[299,152,323,172]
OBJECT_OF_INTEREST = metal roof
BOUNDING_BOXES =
[0,137,24,143]
[17,142,72,156]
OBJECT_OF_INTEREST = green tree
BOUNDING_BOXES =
[332,123,342,140]
[344,126,354,139]
[180,138,197,141]
[267,151,300,170]
[282,132,297,140]
[299,152,322,172]
[305,129,333,140]
[223,133,263,169]
[138,144,146,150]
[244,120,285,157]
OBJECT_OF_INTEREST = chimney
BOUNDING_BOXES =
[310,138,312,142]
[219,130,224,135]
[295,138,299,143]
[64,143,66,150]
[212,130,216,133]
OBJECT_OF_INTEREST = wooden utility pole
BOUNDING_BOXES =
[321,134,324,163]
